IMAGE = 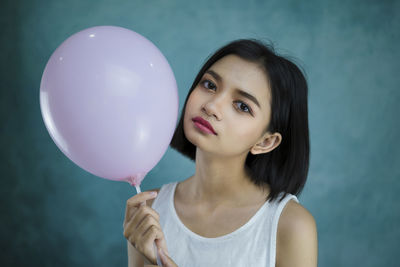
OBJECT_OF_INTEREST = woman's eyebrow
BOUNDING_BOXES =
[235,88,261,109]
[206,70,222,82]
[205,69,261,109]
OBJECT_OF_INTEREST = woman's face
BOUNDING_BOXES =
[183,54,275,157]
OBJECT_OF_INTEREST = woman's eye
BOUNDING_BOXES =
[201,80,216,90]
[234,101,252,114]
[199,80,252,115]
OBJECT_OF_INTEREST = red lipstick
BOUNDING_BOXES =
[192,116,217,135]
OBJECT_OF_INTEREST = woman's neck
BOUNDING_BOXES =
[181,149,269,207]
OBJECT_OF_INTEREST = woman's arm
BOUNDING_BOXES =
[276,200,318,267]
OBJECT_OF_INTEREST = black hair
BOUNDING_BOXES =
[170,39,309,202]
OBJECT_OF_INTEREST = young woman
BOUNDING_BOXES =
[123,39,318,267]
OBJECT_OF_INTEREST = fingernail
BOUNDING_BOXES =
[150,191,157,196]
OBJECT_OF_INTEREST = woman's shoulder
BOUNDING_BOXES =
[276,199,318,266]
[278,200,316,235]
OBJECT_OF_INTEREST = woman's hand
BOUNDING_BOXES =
[144,246,178,267]
[123,191,169,265]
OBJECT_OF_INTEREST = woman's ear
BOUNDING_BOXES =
[250,132,282,155]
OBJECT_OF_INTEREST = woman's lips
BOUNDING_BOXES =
[192,116,217,135]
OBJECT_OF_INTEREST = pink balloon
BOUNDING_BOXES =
[40,26,178,186]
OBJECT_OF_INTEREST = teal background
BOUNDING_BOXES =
[1,0,399,266]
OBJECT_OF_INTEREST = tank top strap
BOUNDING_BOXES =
[268,192,299,267]
[151,181,177,209]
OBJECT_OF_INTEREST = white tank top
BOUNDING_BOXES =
[151,181,299,267]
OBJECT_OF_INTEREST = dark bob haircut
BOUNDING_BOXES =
[170,39,309,202]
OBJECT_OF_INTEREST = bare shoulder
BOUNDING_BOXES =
[279,200,316,232]
[276,199,318,267]
[146,188,161,207]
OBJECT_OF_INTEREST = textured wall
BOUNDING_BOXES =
[1,0,399,266]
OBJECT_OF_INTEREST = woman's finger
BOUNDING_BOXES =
[123,219,138,246]
[140,225,165,263]
[158,247,178,267]
[126,191,157,211]
[124,191,157,226]
[134,205,161,224]
[127,191,158,206]
[155,235,170,259]
[127,205,161,235]
[124,208,159,247]
[135,213,159,237]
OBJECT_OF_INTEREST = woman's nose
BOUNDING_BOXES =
[202,97,223,121]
